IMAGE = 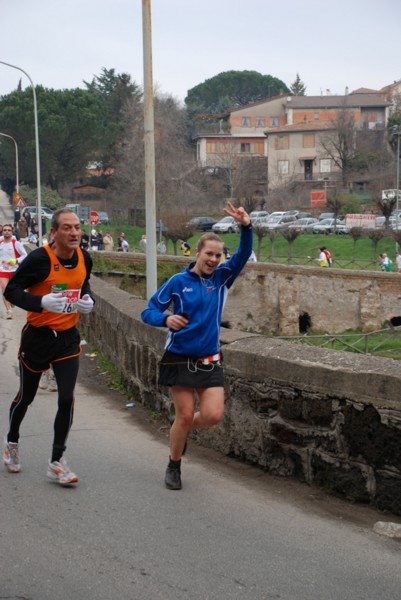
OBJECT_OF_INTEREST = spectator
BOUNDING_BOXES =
[119,233,129,252]
[140,235,147,253]
[103,231,114,252]
[18,217,29,239]
[179,239,191,256]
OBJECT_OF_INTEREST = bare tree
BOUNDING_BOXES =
[266,230,279,261]
[376,195,397,229]
[252,224,269,260]
[318,106,357,187]
[281,228,301,262]
[162,213,195,255]
[348,227,364,262]
[367,229,385,260]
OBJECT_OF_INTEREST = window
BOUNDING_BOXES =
[274,135,289,150]
[314,112,319,121]
[256,117,265,128]
[320,159,331,173]
[278,160,289,175]
[241,143,251,153]
[242,117,251,127]
[253,142,264,154]
[206,142,216,154]
[303,134,315,148]
[270,116,279,127]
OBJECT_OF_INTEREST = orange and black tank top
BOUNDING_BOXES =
[27,244,86,331]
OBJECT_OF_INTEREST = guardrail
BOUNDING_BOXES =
[277,326,401,357]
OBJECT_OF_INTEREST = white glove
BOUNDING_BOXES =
[77,294,94,314]
[41,292,65,313]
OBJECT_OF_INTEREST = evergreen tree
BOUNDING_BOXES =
[289,73,306,96]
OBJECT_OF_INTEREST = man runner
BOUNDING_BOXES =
[3,209,94,485]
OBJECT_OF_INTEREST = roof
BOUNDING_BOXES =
[265,122,335,135]
[285,93,390,109]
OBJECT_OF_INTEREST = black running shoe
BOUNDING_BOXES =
[165,462,182,490]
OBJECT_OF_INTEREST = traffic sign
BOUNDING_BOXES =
[16,198,26,209]
[89,211,99,226]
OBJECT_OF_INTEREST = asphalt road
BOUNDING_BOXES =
[1,298,401,599]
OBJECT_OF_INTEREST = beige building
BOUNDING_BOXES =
[195,92,391,197]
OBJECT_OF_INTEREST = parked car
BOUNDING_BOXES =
[295,212,313,220]
[98,211,109,225]
[250,210,269,223]
[312,218,348,234]
[288,217,319,233]
[25,206,54,221]
[268,211,286,219]
[318,212,335,221]
[252,216,271,229]
[284,210,300,218]
[187,216,217,231]
[212,216,239,233]
[259,215,298,230]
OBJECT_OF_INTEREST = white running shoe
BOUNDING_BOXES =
[47,372,58,392]
[3,437,21,473]
[39,371,49,389]
[6,308,13,320]
[47,457,78,485]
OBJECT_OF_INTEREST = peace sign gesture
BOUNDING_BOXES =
[223,201,251,227]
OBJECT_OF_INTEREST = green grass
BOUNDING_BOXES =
[84,221,399,270]
[290,328,401,359]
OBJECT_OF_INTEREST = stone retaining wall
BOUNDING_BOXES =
[95,251,401,335]
[81,276,401,515]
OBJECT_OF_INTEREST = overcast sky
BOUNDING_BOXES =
[1,0,400,103]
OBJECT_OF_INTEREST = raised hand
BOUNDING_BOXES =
[223,200,251,227]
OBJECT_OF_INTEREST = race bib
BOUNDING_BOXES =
[51,285,81,314]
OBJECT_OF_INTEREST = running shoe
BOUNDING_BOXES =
[47,457,78,485]
[47,372,57,392]
[165,461,182,490]
[39,371,48,389]
[3,437,21,473]
[6,308,13,320]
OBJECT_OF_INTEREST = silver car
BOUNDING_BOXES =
[211,216,239,233]
[288,217,319,233]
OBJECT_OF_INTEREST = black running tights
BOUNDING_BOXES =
[8,356,80,462]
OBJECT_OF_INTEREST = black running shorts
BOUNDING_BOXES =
[158,350,224,388]
[19,323,81,372]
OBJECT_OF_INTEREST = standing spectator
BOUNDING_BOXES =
[141,201,252,491]
[97,229,104,251]
[80,230,89,251]
[140,234,147,253]
[120,234,129,253]
[103,231,114,252]
[179,239,191,256]
[317,247,328,267]
[90,229,99,251]
[22,209,31,227]
[30,217,38,234]
[379,253,392,272]
[0,224,27,319]
[2,208,94,484]
[14,208,20,227]
[18,217,29,239]
[322,246,332,267]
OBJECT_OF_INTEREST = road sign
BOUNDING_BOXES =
[16,197,26,209]
[89,211,99,226]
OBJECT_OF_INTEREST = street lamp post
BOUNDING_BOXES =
[0,132,19,194]
[392,126,401,252]
[0,60,42,242]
